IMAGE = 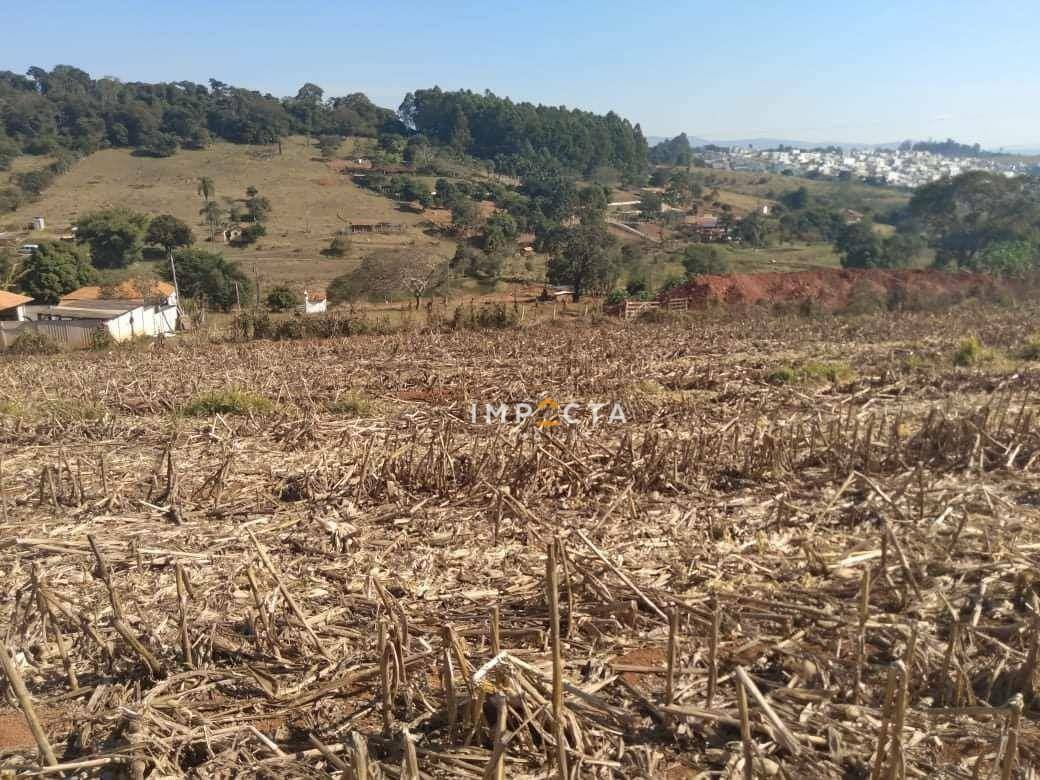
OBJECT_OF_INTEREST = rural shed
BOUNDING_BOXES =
[26,298,178,342]
[0,291,33,322]
[61,280,177,307]
[301,290,327,315]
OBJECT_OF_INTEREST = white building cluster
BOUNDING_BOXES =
[702,146,1032,188]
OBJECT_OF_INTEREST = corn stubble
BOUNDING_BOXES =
[0,305,1038,778]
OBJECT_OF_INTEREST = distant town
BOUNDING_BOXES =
[697,145,1036,188]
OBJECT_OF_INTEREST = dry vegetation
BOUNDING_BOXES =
[2,303,1040,778]
[1,137,454,289]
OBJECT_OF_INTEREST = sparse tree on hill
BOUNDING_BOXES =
[451,244,504,282]
[200,201,224,236]
[324,235,351,257]
[317,134,343,159]
[450,198,482,236]
[329,248,450,308]
[146,214,195,256]
[639,192,663,219]
[245,188,271,222]
[197,176,215,202]
[481,212,519,253]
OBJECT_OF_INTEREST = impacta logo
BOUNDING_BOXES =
[468,398,627,427]
[534,397,561,429]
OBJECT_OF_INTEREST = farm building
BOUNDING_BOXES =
[217,226,245,243]
[301,290,327,315]
[24,299,178,343]
[61,280,177,307]
[0,291,33,322]
[3,281,180,349]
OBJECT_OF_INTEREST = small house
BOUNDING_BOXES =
[0,291,32,322]
[61,280,177,307]
[31,217,45,231]
[301,290,327,315]
[19,280,179,346]
[218,226,244,243]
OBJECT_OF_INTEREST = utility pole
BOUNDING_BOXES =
[168,249,184,331]
[252,264,261,308]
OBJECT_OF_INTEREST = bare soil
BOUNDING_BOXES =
[665,267,1005,309]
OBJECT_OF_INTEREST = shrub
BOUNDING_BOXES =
[266,285,300,312]
[1019,334,1040,361]
[236,223,267,245]
[766,361,854,384]
[636,307,684,324]
[182,390,276,416]
[233,311,372,341]
[88,327,115,351]
[39,399,104,423]
[324,235,351,257]
[954,336,985,367]
[766,367,797,385]
[451,302,521,329]
[327,393,372,417]
[658,276,687,296]
[7,330,61,355]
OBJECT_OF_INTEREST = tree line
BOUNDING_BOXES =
[0,66,401,162]
[398,87,648,182]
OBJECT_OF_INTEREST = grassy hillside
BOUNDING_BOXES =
[697,167,911,214]
[1,136,455,290]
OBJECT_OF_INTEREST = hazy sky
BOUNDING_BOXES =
[4,1,1038,147]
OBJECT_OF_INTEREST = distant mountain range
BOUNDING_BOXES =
[647,135,1040,156]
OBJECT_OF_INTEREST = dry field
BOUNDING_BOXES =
[1,137,454,290]
[1,304,1040,777]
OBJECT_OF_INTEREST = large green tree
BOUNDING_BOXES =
[680,244,729,276]
[834,219,918,269]
[909,171,1040,269]
[146,214,195,255]
[162,248,250,311]
[545,223,621,301]
[17,242,97,304]
[75,208,151,268]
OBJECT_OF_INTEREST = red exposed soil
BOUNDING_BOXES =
[0,706,64,750]
[0,711,35,749]
[663,268,1004,310]
[611,646,666,687]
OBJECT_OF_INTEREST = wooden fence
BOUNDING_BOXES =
[619,297,693,320]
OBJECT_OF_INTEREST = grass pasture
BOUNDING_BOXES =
[1,136,455,290]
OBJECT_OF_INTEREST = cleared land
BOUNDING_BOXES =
[1,301,1039,776]
[1,137,455,290]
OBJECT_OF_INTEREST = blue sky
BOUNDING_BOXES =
[3,1,1038,147]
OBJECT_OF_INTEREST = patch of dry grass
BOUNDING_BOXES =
[2,136,454,290]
